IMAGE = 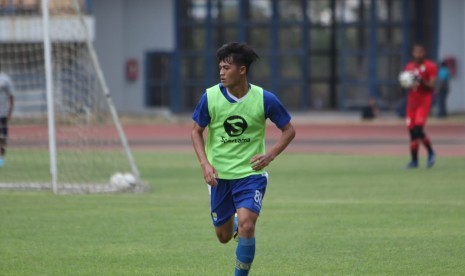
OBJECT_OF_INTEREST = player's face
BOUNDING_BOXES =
[219,60,245,88]
[412,46,426,63]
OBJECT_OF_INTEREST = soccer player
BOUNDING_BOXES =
[191,42,295,275]
[403,44,437,168]
[0,72,14,167]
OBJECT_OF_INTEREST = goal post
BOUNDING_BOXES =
[71,0,141,185]
[42,0,58,193]
[0,0,146,194]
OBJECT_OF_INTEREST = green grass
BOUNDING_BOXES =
[1,149,130,183]
[1,152,465,275]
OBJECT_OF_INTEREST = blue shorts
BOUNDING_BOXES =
[0,117,7,138]
[210,173,268,227]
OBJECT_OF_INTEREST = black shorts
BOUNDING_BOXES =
[0,117,7,138]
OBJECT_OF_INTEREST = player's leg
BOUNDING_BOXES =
[407,128,419,168]
[0,137,5,156]
[411,124,435,168]
[437,90,448,118]
[210,179,236,243]
[0,137,5,167]
[237,207,259,238]
[214,215,235,243]
[416,99,435,167]
[406,108,419,168]
[235,207,258,276]
[0,117,7,167]
[232,174,267,276]
[417,124,435,168]
[424,136,435,168]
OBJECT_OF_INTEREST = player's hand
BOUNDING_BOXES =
[201,163,218,187]
[250,154,273,171]
[413,74,424,87]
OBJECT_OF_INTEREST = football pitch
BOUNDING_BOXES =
[1,152,465,275]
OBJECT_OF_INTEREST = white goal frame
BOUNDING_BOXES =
[0,0,144,194]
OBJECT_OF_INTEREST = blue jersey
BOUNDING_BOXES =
[192,83,291,129]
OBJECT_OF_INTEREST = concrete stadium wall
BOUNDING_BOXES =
[93,0,174,114]
[439,0,465,113]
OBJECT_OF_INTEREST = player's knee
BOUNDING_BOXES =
[218,237,230,244]
[216,233,232,244]
[215,227,233,244]
[238,221,255,238]
[412,126,425,139]
[409,129,415,140]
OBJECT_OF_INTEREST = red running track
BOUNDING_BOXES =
[9,121,465,157]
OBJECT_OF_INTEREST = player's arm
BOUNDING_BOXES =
[416,63,437,90]
[418,75,436,90]
[191,122,218,186]
[251,91,296,171]
[251,122,295,171]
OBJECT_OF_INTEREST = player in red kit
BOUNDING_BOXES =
[403,44,437,168]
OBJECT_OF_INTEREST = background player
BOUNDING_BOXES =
[191,42,295,275]
[0,72,14,167]
[403,44,437,168]
[436,60,451,118]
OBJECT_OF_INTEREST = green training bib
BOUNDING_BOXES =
[206,84,266,179]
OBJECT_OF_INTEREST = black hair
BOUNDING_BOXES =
[216,42,259,73]
[412,43,426,51]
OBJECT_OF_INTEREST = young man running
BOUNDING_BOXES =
[191,42,295,275]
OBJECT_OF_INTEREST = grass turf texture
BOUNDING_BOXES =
[1,152,465,275]
[1,149,130,183]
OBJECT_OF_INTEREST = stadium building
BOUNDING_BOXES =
[2,1,464,115]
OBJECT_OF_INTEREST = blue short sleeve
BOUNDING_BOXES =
[263,90,291,129]
[192,92,211,127]
[438,67,449,81]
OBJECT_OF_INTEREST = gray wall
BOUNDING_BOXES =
[92,0,465,114]
[439,0,465,113]
[93,0,174,114]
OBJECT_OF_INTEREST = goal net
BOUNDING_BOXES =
[0,0,146,194]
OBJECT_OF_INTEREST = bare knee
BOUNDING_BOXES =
[215,228,233,243]
[215,216,234,244]
[238,220,255,238]
[216,233,232,244]
[237,208,258,238]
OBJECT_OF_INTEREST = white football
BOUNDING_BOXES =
[398,71,415,89]
[123,173,137,186]
[110,172,128,187]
